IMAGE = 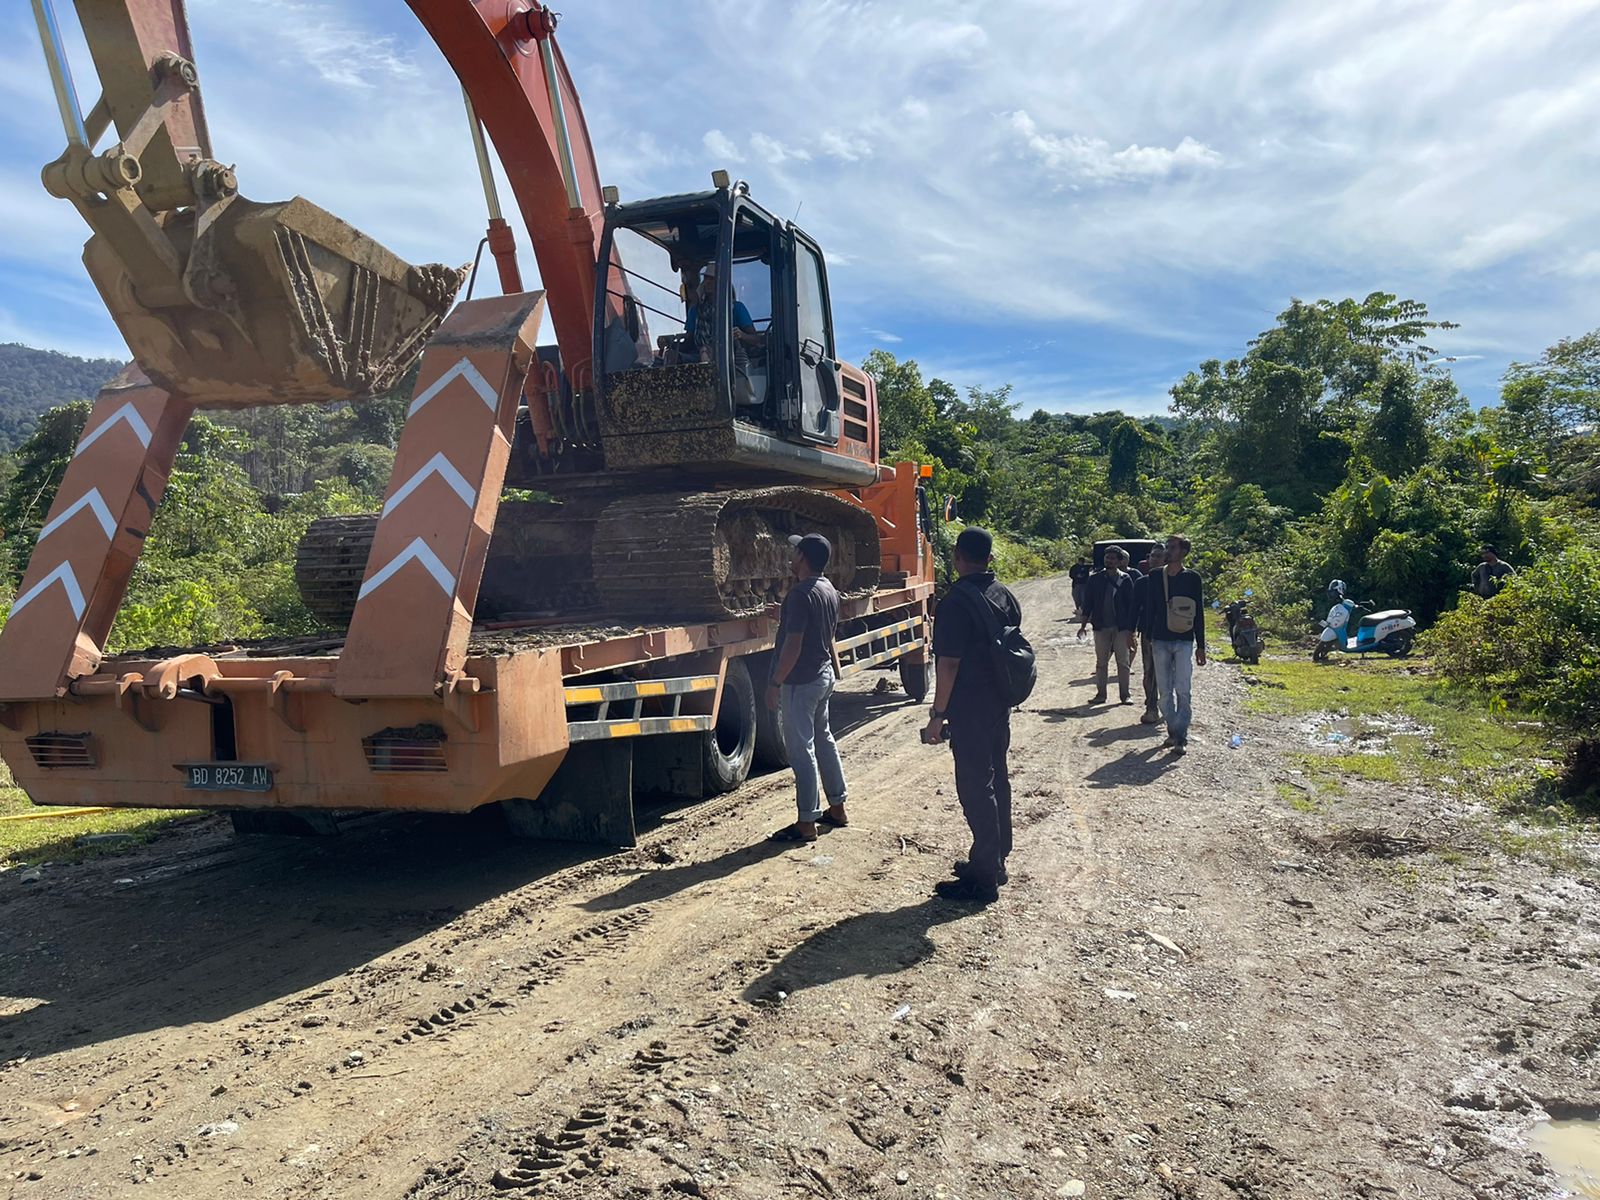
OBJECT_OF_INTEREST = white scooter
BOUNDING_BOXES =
[1314,581,1416,662]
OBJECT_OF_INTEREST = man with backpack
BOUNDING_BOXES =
[922,528,1030,904]
[1145,533,1207,755]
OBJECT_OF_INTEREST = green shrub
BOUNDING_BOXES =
[1426,545,1600,727]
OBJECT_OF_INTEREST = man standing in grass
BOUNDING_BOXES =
[1148,534,1206,755]
[1472,546,1515,598]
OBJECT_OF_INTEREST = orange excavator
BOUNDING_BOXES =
[0,0,933,841]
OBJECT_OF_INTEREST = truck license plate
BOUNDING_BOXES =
[186,763,274,792]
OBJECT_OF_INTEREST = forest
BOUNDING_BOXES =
[0,293,1595,752]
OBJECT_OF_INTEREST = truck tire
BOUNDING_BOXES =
[751,653,789,769]
[899,655,933,703]
[704,657,758,794]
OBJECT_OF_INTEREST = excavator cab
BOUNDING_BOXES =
[592,184,878,488]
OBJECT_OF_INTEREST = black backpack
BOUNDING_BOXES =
[947,580,1036,707]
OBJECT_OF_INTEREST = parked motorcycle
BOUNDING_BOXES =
[1313,580,1416,662]
[1224,591,1265,664]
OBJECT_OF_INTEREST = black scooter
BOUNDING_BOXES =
[1223,591,1265,664]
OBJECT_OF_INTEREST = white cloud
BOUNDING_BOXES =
[818,131,873,162]
[702,129,744,163]
[4,0,1598,405]
[190,0,417,90]
[1008,111,1222,183]
[866,329,903,344]
[750,133,811,164]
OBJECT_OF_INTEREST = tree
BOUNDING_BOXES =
[1494,329,1600,502]
[1170,293,1457,512]
[1360,363,1430,477]
[0,401,91,575]
[1107,418,1159,495]
[861,350,935,453]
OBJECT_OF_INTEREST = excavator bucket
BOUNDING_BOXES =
[81,194,465,408]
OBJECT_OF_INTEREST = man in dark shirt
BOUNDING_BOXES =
[1471,546,1515,597]
[1076,545,1137,705]
[923,527,1023,904]
[766,533,847,843]
[1145,534,1207,755]
[1133,545,1168,724]
[1068,557,1091,620]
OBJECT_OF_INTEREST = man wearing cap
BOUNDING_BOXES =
[922,527,1023,904]
[767,532,848,843]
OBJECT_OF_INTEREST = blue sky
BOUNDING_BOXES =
[4,0,1599,415]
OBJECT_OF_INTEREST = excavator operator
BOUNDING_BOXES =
[689,263,760,406]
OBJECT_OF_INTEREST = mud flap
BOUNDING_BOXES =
[634,734,706,802]
[500,742,636,847]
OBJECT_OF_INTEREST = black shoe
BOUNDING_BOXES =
[954,859,1009,886]
[934,878,999,904]
[1090,693,1107,705]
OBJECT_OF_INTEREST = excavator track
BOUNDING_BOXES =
[589,488,879,618]
[294,488,880,628]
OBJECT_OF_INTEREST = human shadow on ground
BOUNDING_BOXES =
[1085,746,1182,789]
[1030,704,1094,723]
[739,897,969,1003]
[581,837,792,912]
[1085,723,1167,748]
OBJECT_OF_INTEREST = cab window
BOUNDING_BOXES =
[796,242,831,358]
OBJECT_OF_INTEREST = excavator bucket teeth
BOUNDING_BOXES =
[83,195,466,407]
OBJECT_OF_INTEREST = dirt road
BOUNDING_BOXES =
[3,576,1596,1199]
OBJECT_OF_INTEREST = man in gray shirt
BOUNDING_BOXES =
[766,533,848,843]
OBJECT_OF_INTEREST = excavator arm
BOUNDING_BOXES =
[408,0,635,393]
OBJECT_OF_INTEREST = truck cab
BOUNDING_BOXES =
[590,182,878,488]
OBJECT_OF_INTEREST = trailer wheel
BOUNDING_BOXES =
[751,653,789,769]
[899,655,933,703]
[704,657,758,794]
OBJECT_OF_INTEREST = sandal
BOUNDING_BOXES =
[769,825,818,843]
[819,811,849,828]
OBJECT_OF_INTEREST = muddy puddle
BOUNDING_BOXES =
[1299,710,1430,755]
[1529,1119,1600,1199]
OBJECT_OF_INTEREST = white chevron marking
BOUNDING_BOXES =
[10,561,87,619]
[37,488,117,542]
[357,537,456,601]
[407,357,498,418]
[75,402,154,456]
[380,452,477,517]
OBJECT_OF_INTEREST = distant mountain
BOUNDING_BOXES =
[0,343,125,452]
